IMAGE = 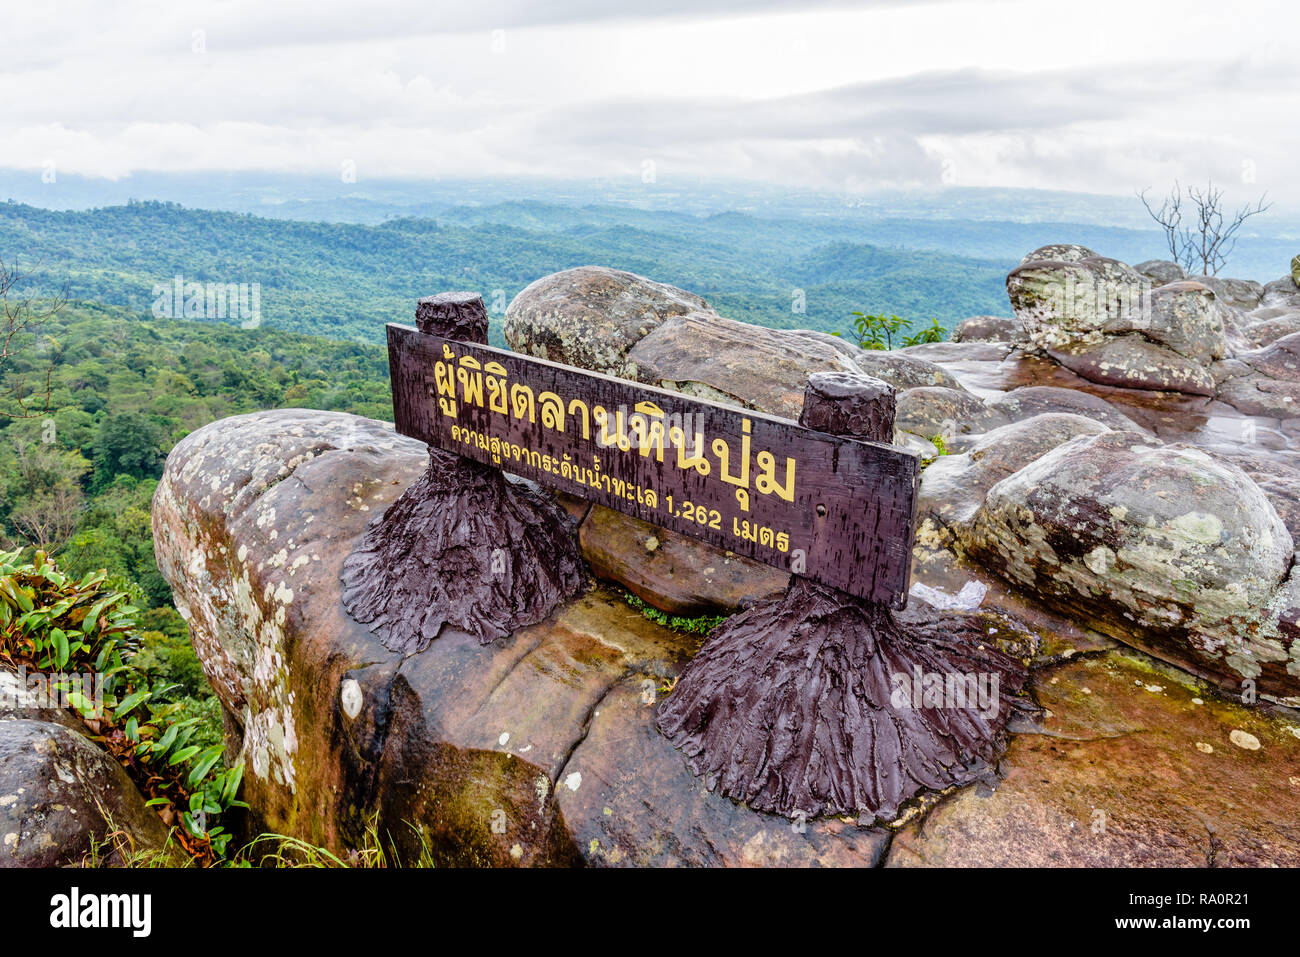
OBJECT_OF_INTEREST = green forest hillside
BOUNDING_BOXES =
[0,299,391,714]
[0,200,1014,346]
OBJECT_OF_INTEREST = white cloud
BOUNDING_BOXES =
[1,0,1297,200]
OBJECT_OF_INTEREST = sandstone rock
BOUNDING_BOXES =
[920,413,1111,531]
[966,431,1297,701]
[1243,330,1300,382]
[1019,243,1098,266]
[1261,276,1300,311]
[949,315,1023,343]
[153,409,894,865]
[1243,312,1300,347]
[1293,254,1300,288]
[1198,275,1264,312]
[1207,447,1300,541]
[1214,365,1300,418]
[1133,259,1186,286]
[1008,256,1148,351]
[984,385,1146,432]
[622,312,961,417]
[894,386,1007,441]
[623,312,860,418]
[578,505,787,617]
[1133,280,1226,363]
[503,266,710,378]
[898,341,1013,364]
[1,672,171,867]
[887,649,1300,867]
[1214,333,1300,417]
[848,349,965,391]
[1047,335,1217,395]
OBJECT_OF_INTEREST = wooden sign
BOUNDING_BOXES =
[387,323,920,607]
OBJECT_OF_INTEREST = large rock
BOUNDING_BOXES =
[1008,250,1229,396]
[1008,256,1148,351]
[1214,334,1300,417]
[1047,335,1217,395]
[1261,276,1300,311]
[503,266,710,378]
[895,386,1007,442]
[1019,243,1098,266]
[1138,281,1226,363]
[966,431,1298,702]
[1199,275,1264,312]
[152,409,895,865]
[1,672,171,867]
[619,311,960,418]
[623,312,860,417]
[984,385,1146,433]
[1242,311,1300,348]
[948,315,1023,343]
[1292,254,1300,288]
[1133,259,1186,286]
[920,413,1111,532]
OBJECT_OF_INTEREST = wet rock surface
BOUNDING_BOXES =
[887,649,1300,867]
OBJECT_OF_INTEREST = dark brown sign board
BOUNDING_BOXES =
[387,323,920,607]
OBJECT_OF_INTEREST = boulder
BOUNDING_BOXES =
[1,672,171,867]
[1261,276,1300,311]
[620,311,961,417]
[1242,312,1300,348]
[847,348,965,391]
[1214,333,1300,417]
[1207,447,1300,541]
[1047,335,1216,396]
[1008,256,1148,351]
[984,385,1146,433]
[1133,259,1186,286]
[152,409,895,865]
[1007,251,1230,396]
[1135,281,1226,363]
[503,266,710,378]
[1293,254,1300,288]
[1198,275,1264,312]
[1242,330,1300,382]
[894,386,1008,442]
[1019,243,1098,266]
[919,413,1111,531]
[623,312,860,418]
[948,315,1023,343]
[966,431,1298,702]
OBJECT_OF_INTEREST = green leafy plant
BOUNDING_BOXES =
[850,312,948,350]
[849,311,911,350]
[901,318,948,346]
[0,548,245,862]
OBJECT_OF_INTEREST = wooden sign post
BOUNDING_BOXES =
[343,292,1026,820]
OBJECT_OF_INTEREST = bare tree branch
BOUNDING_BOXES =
[1138,181,1273,276]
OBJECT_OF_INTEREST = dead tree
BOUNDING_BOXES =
[1139,180,1272,276]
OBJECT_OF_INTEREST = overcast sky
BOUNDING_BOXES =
[3,0,1297,202]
